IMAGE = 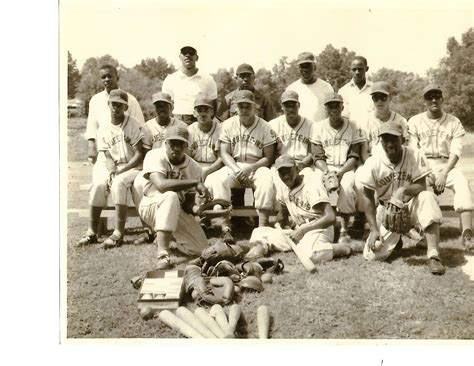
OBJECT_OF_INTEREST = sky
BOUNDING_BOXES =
[61,0,473,76]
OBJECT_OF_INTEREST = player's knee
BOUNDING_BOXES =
[162,191,180,205]
[417,190,437,205]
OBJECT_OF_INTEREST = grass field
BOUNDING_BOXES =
[65,117,474,339]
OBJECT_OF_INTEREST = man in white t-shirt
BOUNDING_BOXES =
[285,52,334,123]
[162,46,217,125]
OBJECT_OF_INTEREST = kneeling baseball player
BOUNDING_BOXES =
[249,155,361,267]
[138,126,210,269]
[357,121,446,275]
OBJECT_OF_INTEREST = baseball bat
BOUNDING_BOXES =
[274,223,317,273]
[257,305,270,339]
[194,307,225,338]
[227,304,242,335]
[158,310,204,339]
[210,304,234,338]
[176,307,217,338]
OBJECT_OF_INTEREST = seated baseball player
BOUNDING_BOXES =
[132,92,187,246]
[205,90,277,235]
[77,89,145,249]
[311,93,367,244]
[357,121,446,275]
[408,84,473,250]
[248,155,361,264]
[138,125,209,269]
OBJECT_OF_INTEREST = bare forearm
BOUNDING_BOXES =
[315,159,329,173]
[220,150,240,173]
[443,154,459,174]
[150,175,200,193]
[117,152,143,174]
[204,158,224,178]
[338,157,357,175]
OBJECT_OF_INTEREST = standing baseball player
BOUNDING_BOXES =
[162,46,217,125]
[357,121,446,274]
[205,90,277,235]
[408,85,473,249]
[286,52,334,123]
[249,155,360,265]
[138,125,209,269]
[217,63,276,122]
[77,90,145,248]
[338,56,373,129]
[132,92,188,245]
[311,93,367,244]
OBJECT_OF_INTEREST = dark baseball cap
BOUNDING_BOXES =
[236,63,255,75]
[194,95,213,108]
[378,121,403,137]
[152,92,173,105]
[166,126,189,142]
[296,52,316,65]
[180,46,197,55]
[371,81,391,95]
[109,89,128,104]
[324,93,344,105]
[234,90,256,104]
[275,155,296,170]
[280,90,299,104]
[422,84,442,97]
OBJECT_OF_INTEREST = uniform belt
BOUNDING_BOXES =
[426,156,448,159]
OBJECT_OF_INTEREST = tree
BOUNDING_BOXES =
[134,57,176,81]
[316,45,356,91]
[67,51,81,99]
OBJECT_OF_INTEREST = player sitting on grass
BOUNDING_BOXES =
[357,121,446,275]
[247,155,362,265]
[77,90,146,249]
[138,126,209,269]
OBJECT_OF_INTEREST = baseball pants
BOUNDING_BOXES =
[327,165,357,214]
[205,164,274,210]
[364,191,442,261]
[250,225,335,264]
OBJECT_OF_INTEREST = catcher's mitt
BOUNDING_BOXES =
[383,197,411,234]
[184,265,234,305]
[322,171,339,193]
[195,198,232,219]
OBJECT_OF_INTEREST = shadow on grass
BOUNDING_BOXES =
[399,246,468,268]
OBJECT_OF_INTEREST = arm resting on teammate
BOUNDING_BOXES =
[289,202,336,243]
[115,142,145,175]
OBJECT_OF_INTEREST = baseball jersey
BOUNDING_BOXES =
[408,112,465,158]
[145,117,188,149]
[338,80,374,128]
[364,111,409,152]
[142,148,203,203]
[269,115,313,162]
[275,168,330,226]
[285,78,334,122]
[85,89,144,140]
[97,115,145,165]
[357,146,431,202]
[219,116,277,164]
[188,119,221,164]
[162,69,217,115]
[218,88,276,121]
[311,117,367,166]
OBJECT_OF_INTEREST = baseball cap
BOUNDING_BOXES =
[165,125,189,142]
[422,84,442,97]
[236,63,255,75]
[378,121,403,137]
[370,81,391,95]
[280,90,299,104]
[324,93,344,105]
[180,46,197,55]
[275,155,296,170]
[152,92,173,105]
[109,89,128,104]
[234,90,256,104]
[296,52,316,65]
[194,95,213,108]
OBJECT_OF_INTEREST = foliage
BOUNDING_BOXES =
[68,51,81,99]
[134,57,176,81]
[316,45,356,91]
[213,68,237,111]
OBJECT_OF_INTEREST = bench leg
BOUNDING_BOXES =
[97,217,108,237]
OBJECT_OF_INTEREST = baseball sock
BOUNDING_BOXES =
[460,211,472,234]
[425,223,440,258]
[114,204,127,237]
[88,206,103,234]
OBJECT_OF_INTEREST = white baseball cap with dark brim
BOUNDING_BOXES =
[275,154,296,170]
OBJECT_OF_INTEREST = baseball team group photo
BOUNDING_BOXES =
[64,4,474,340]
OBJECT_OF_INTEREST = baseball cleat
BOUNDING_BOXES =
[76,233,97,247]
[102,234,123,249]
[428,256,445,275]
[133,231,155,245]
[462,229,474,251]
[156,254,172,270]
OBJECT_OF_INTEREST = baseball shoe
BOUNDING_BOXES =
[133,231,155,245]
[102,233,123,250]
[462,229,474,251]
[338,230,351,245]
[348,213,366,239]
[156,253,172,270]
[76,233,97,247]
[428,256,445,275]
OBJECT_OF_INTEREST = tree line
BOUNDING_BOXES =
[68,27,474,130]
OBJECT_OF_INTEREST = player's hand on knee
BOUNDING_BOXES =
[434,172,447,195]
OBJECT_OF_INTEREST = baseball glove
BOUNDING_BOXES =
[383,197,411,234]
[322,171,339,193]
[184,265,234,305]
[195,198,233,219]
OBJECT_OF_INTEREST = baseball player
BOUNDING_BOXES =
[131,92,188,245]
[138,125,209,269]
[357,121,446,274]
[249,155,361,264]
[408,84,473,250]
[286,52,334,123]
[205,90,277,235]
[338,56,374,129]
[217,63,276,122]
[162,46,217,125]
[77,90,146,249]
[311,93,367,244]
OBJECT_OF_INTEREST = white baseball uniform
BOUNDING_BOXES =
[311,117,367,214]
[89,115,144,207]
[138,148,207,256]
[338,80,373,129]
[187,119,221,170]
[205,115,276,210]
[356,146,442,261]
[364,111,409,154]
[250,168,335,263]
[285,78,334,122]
[408,112,473,212]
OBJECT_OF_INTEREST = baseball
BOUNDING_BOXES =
[374,240,383,251]
[140,307,155,320]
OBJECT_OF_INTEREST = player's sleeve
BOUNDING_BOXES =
[142,150,168,180]
[407,117,420,150]
[262,121,277,147]
[140,123,153,150]
[206,75,218,100]
[85,95,99,140]
[218,120,232,144]
[161,76,173,98]
[127,120,145,147]
[450,117,466,158]
[411,148,432,182]
[127,94,145,123]
[309,121,323,145]
[356,158,377,191]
